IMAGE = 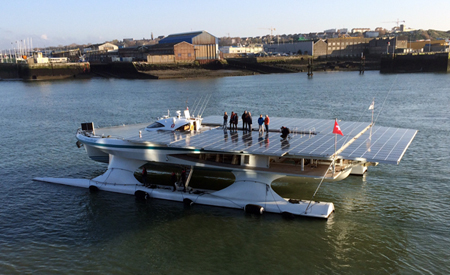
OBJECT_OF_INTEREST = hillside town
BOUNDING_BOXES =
[1,24,449,80]
[1,24,450,64]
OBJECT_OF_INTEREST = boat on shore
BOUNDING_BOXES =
[34,107,417,219]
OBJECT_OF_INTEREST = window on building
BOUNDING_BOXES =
[178,53,181,57]
[188,53,191,57]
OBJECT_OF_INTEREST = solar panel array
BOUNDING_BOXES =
[124,116,417,165]
[125,127,204,146]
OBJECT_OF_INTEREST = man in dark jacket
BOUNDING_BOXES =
[247,112,253,131]
[280,126,290,139]
[242,111,247,130]
[229,112,234,130]
[233,112,238,130]
[223,112,228,129]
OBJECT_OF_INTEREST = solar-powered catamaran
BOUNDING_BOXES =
[35,107,417,219]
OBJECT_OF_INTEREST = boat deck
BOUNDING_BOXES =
[90,116,417,165]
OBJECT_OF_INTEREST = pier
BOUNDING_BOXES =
[0,62,91,80]
[380,52,450,73]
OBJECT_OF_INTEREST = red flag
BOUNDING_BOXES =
[333,119,344,136]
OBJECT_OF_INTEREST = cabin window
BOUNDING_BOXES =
[244,155,250,165]
[175,124,190,131]
[147,122,164,128]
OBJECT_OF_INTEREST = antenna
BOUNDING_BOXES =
[197,95,208,118]
[198,94,212,118]
[191,95,204,117]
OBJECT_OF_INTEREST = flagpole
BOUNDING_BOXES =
[371,97,374,125]
[368,99,374,152]
[332,118,337,177]
[334,118,337,176]
[334,118,337,154]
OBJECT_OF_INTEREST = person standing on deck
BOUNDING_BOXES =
[258,114,264,133]
[242,111,247,131]
[280,126,290,139]
[223,112,228,129]
[264,115,270,132]
[171,172,177,192]
[142,167,148,186]
[247,112,253,132]
[181,168,187,192]
[229,112,234,130]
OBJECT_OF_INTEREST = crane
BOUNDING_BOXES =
[259,27,276,38]
[382,19,405,27]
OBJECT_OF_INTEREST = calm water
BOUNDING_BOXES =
[0,71,449,274]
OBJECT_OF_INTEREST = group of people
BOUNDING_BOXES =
[258,114,270,133]
[223,111,242,130]
[223,111,270,132]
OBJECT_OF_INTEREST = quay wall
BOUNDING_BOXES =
[90,62,157,79]
[0,62,91,80]
[380,53,450,73]
[0,64,20,79]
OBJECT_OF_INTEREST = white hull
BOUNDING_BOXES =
[34,175,334,219]
[350,164,368,176]
[35,154,335,218]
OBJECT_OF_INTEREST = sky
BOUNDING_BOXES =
[1,0,450,51]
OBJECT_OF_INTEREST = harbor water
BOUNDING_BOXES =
[0,71,449,274]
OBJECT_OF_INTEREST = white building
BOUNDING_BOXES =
[98,43,118,52]
[219,44,264,54]
[352,28,371,33]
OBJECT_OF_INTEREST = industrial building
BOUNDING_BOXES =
[263,40,326,57]
[326,37,372,57]
[263,37,371,58]
[158,31,219,63]
[146,41,195,64]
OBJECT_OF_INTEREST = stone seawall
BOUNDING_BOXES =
[90,62,157,79]
[380,53,449,73]
[0,62,91,80]
[0,64,20,79]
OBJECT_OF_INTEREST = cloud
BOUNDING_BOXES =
[41,34,48,40]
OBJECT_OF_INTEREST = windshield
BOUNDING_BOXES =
[147,122,165,128]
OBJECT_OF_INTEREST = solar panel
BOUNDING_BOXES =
[339,126,417,164]
[123,116,417,165]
